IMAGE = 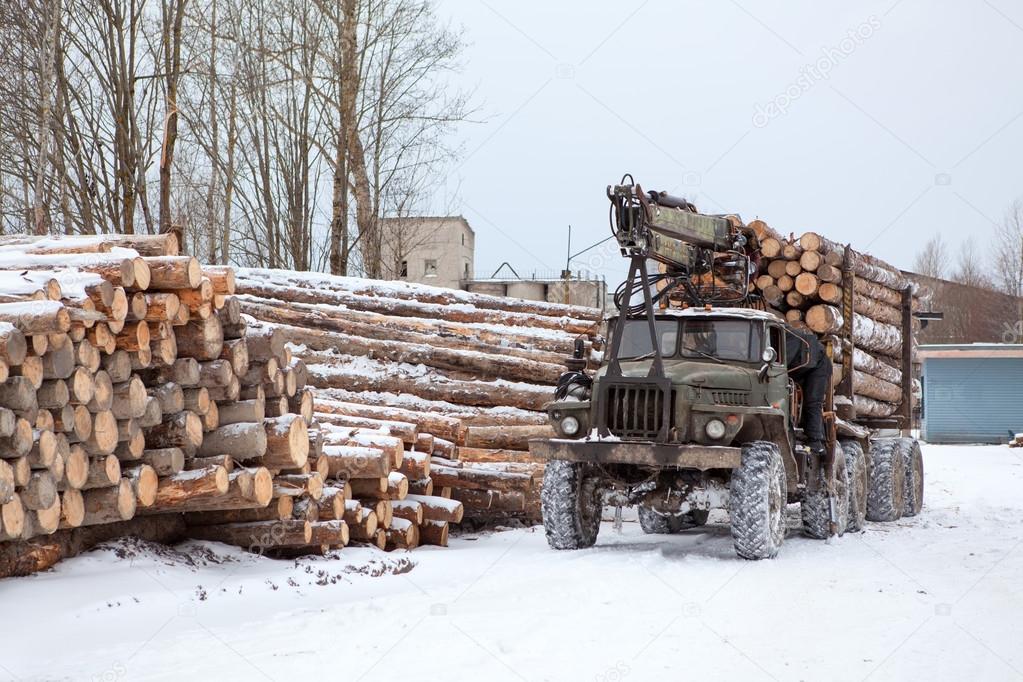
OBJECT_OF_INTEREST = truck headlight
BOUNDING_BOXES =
[705,419,726,439]
[561,415,580,436]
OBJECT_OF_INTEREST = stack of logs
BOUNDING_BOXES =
[748,221,918,417]
[234,269,606,524]
[0,235,460,578]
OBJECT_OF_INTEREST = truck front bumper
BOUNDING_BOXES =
[528,438,741,470]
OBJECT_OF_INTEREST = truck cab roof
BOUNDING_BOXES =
[607,306,783,323]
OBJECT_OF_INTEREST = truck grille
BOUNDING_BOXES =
[711,390,750,406]
[604,384,674,440]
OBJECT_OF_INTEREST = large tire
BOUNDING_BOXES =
[900,438,924,517]
[866,438,905,522]
[842,440,868,532]
[729,441,787,560]
[541,460,603,549]
[638,507,710,534]
[801,442,850,539]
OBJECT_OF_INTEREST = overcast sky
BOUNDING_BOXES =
[430,0,1023,285]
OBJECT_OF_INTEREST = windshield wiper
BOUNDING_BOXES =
[623,350,659,361]
[687,348,723,364]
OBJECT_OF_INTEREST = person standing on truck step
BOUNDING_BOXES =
[784,325,832,456]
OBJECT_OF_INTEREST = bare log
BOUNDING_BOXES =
[80,479,136,526]
[197,422,268,460]
[175,316,223,361]
[144,256,202,289]
[144,411,203,450]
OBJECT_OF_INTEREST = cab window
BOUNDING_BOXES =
[769,325,784,362]
[613,319,679,359]
[680,319,762,362]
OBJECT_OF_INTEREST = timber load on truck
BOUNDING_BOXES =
[530,176,938,560]
[746,221,937,426]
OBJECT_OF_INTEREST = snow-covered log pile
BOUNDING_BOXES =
[0,235,442,578]
[235,269,604,524]
[747,222,922,418]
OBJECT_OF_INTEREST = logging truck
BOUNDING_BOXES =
[530,178,928,559]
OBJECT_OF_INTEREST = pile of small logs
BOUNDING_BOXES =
[748,221,918,417]
[235,269,605,524]
[0,235,467,577]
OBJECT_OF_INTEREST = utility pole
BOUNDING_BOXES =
[563,229,616,310]
[563,225,572,305]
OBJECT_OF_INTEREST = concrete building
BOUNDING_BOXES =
[465,273,607,309]
[384,216,607,309]
[919,344,1023,444]
[379,216,474,290]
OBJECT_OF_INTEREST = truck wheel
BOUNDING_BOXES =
[638,507,709,534]
[841,440,868,532]
[729,441,787,560]
[866,438,905,522]
[541,460,603,549]
[900,438,924,517]
[801,443,849,539]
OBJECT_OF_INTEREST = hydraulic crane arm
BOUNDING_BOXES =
[607,177,760,309]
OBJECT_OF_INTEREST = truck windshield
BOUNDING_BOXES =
[613,319,679,359]
[680,319,762,362]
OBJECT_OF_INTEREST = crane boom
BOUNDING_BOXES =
[608,177,760,309]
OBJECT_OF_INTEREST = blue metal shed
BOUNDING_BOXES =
[920,344,1023,444]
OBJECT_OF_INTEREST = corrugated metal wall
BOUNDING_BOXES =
[923,357,1023,443]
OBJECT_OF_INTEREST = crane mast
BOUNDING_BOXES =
[607,176,761,311]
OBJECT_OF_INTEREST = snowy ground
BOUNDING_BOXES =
[3,444,1022,682]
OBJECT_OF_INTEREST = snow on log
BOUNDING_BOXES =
[836,366,902,403]
[318,388,550,426]
[404,494,464,523]
[239,297,574,366]
[805,304,903,357]
[233,276,598,336]
[464,424,555,451]
[429,463,534,493]
[247,318,563,385]
[315,398,464,443]
[852,394,897,418]
[0,233,179,257]
[307,356,551,411]
[833,345,903,386]
[237,267,602,321]
[0,301,70,335]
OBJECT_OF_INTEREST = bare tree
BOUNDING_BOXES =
[992,198,1023,299]
[313,0,471,277]
[31,0,62,235]
[158,0,189,240]
[952,242,992,289]
[913,233,950,279]
[0,0,470,273]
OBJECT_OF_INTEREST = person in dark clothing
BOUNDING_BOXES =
[784,325,832,455]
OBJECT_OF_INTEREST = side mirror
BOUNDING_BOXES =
[758,347,776,383]
[573,337,586,360]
